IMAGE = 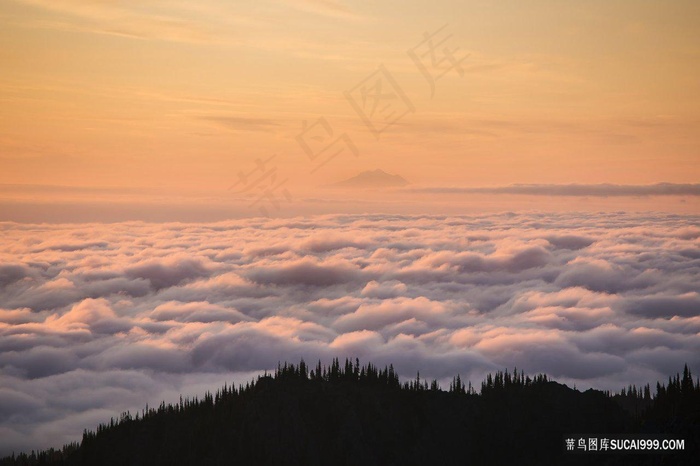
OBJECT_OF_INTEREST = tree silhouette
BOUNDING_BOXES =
[1,360,698,466]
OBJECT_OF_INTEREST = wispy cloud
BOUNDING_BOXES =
[11,0,222,43]
[281,0,368,21]
[199,116,283,132]
[10,0,369,45]
[411,183,700,197]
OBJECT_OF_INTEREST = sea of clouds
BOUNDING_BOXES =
[1,212,699,454]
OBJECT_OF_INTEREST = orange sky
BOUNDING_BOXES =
[1,0,699,214]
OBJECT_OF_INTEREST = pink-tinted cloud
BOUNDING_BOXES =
[0,212,698,455]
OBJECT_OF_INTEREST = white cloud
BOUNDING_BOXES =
[0,212,699,455]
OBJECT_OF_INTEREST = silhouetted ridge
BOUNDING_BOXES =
[2,360,698,465]
[330,169,409,188]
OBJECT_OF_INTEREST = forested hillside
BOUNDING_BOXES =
[2,360,698,465]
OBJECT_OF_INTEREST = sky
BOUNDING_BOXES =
[1,0,699,456]
[1,0,699,220]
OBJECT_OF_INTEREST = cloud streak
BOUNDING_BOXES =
[411,183,700,196]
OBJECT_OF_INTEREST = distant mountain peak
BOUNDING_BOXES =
[331,169,409,188]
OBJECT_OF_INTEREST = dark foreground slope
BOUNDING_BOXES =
[2,360,699,466]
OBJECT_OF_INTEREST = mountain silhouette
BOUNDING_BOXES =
[330,169,409,188]
[2,360,698,466]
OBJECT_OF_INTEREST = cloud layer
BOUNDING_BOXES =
[412,182,700,196]
[1,212,699,454]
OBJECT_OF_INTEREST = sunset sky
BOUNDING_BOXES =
[1,0,699,216]
[1,1,700,455]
